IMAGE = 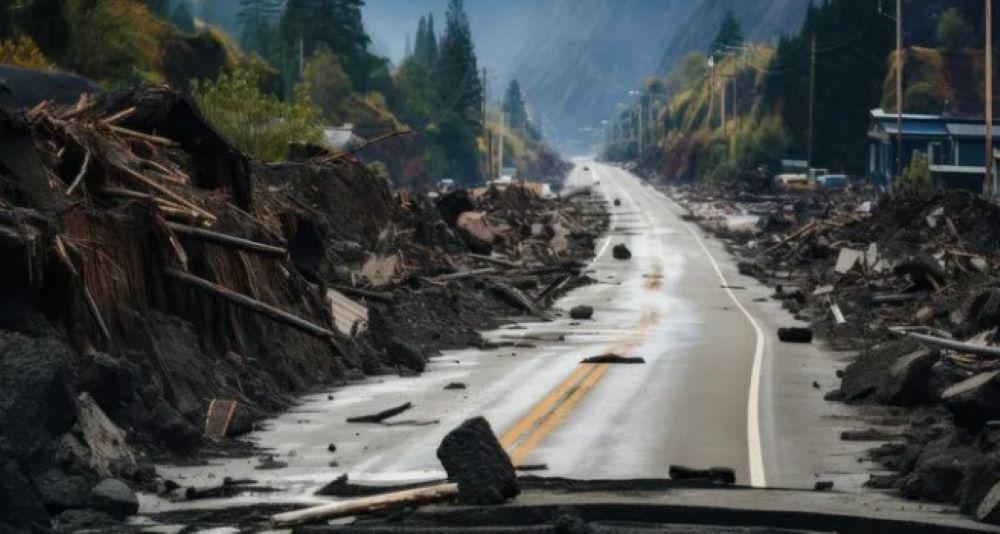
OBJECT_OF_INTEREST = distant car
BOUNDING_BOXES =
[815,174,850,190]
[774,173,810,190]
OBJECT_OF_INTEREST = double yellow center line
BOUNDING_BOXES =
[499,363,610,466]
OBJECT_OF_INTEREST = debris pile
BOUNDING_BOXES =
[674,185,1000,524]
[0,87,606,532]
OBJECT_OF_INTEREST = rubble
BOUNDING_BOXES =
[777,327,813,343]
[346,402,414,424]
[569,305,594,319]
[669,181,1000,524]
[0,86,607,531]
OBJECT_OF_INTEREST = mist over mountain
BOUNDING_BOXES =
[364,0,810,155]
[191,1,810,154]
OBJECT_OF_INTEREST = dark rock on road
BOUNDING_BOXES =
[436,417,519,505]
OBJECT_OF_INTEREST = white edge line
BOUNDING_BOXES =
[620,168,767,488]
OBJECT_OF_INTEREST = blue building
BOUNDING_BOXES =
[867,108,1000,192]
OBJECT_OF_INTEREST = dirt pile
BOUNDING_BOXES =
[0,87,606,532]
[674,185,1000,524]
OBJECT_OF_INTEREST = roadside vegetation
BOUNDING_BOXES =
[606,0,995,184]
[0,0,563,188]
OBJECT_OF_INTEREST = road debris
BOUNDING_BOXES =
[580,354,646,364]
[346,402,414,424]
[777,327,813,343]
[668,465,736,485]
[612,243,632,260]
[0,85,609,531]
[569,305,594,319]
[436,416,520,505]
[669,180,1000,524]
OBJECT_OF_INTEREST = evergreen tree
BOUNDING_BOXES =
[503,79,529,133]
[762,0,894,174]
[238,0,281,59]
[426,13,438,65]
[170,1,197,33]
[435,0,483,183]
[413,16,428,64]
[710,10,744,58]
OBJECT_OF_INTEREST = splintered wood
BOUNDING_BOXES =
[204,399,239,441]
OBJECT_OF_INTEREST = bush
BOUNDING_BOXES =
[303,46,353,121]
[63,0,162,82]
[192,65,324,162]
[895,152,933,198]
[0,35,55,70]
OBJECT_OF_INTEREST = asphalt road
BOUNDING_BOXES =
[146,161,883,513]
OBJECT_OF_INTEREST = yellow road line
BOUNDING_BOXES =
[509,364,610,466]
[499,364,596,449]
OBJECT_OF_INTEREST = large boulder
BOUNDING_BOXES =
[90,478,138,519]
[456,212,497,254]
[436,417,519,505]
[877,349,939,406]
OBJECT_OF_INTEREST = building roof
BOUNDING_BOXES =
[322,124,365,151]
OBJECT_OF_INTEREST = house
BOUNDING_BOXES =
[867,108,1000,192]
[322,123,365,152]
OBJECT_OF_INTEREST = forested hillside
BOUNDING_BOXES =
[0,0,565,189]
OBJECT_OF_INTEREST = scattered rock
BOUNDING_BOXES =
[777,327,812,343]
[814,480,834,491]
[444,382,467,390]
[613,198,622,206]
[327,444,337,453]
[569,305,594,319]
[347,402,413,424]
[436,416,519,505]
[612,243,631,260]
[456,211,497,254]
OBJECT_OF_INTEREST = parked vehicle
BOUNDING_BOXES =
[815,174,850,190]
[774,173,810,190]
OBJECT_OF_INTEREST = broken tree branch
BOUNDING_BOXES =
[99,106,135,125]
[118,166,216,222]
[164,222,287,259]
[346,402,412,423]
[66,149,90,196]
[164,268,335,339]
[83,285,111,342]
[467,253,523,269]
[106,124,178,146]
[269,482,458,528]
[889,327,1000,358]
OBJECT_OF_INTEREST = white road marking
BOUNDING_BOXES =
[608,165,768,488]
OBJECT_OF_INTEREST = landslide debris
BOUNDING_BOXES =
[0,87,606,532]
[671,180,1000,525]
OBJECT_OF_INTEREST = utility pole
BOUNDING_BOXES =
[637,100,644,158]
[807,34,817,168]
[708,56,715,128]
[298,36,305,80]
[498,91,505,180]
[721,78,727,134]
[895,0,903,179]
[986,0,994,197]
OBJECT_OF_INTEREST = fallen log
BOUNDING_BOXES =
[346,402,412,423]
[164,221,287,258]
[106,124,178,146]
[269,482,457,528]
[164,268,335,339]
[889,327,1000,358]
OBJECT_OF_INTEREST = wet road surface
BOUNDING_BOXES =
[145,161,881,512]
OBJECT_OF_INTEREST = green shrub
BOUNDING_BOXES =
[192,65,323,162]
[895,152,933,197]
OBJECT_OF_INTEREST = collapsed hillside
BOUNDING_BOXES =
[0,87,606,533]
